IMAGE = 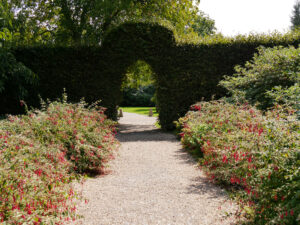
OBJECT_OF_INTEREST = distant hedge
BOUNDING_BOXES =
[121,85,156,107]
[6,23,300,129]
[0,48,37,115]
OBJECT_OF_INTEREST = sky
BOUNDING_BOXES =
[198,0,297,36]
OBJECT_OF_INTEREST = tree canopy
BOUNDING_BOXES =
[1,0,216,45]
[291,0,300,30]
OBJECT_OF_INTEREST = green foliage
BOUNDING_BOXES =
[123,60,155,89]
[8,23,300,130]
[4,0,206,46]
[191,11,216,37]
[0,96,118,223]
[0,48,37,114]
[291,0,300,30]
[266,83,300,115]
[0,1,13,46]
[176,101,300,224]
[219,45,300,110]
[121,85,156,107]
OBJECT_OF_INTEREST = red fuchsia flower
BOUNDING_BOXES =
[234,152,239,162]
[274,166,279,171]
[12,204,20,210]
[191,105,201,111]
[290,209,294,216]
[258,128,263,136]
[274,195,278,201]
[58,152,66,162]
[34,169,43,176]
[248,157,252,163]
[222,155,227,163]
[15,145,20,150]
[244,187,251,195]
[230,177,235,184]
[26,204,32,215]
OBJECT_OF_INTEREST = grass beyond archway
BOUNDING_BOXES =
[120,107,158,117]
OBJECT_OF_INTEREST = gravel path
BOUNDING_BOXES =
[71,112,237,225]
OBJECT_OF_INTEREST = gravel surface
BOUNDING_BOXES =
[70,112,237,225]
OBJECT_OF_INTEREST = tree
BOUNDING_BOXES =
[191,11,216,37]
[0,1,14,46]
[291,0,300,30]
[5,0,205,45]
[123,60,154,89]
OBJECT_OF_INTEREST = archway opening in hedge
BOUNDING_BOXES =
[99,23,182,130]
[121,60,157,107]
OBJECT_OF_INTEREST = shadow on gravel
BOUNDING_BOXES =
[117,124,178,143]
[186,177,227,198]
[117,123,156,132]
[173,149,227,198]
[173,148,197,165]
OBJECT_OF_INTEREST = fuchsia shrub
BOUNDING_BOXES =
[176,100,299,224]
[0,96,118,224]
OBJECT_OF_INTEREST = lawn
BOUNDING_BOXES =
[120,107,159,117]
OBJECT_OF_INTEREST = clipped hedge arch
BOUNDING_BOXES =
[9,23,300,130]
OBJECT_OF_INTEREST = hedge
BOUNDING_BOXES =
[5,23,300,129]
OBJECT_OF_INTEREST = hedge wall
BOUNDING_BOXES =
[7,23,300,130]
